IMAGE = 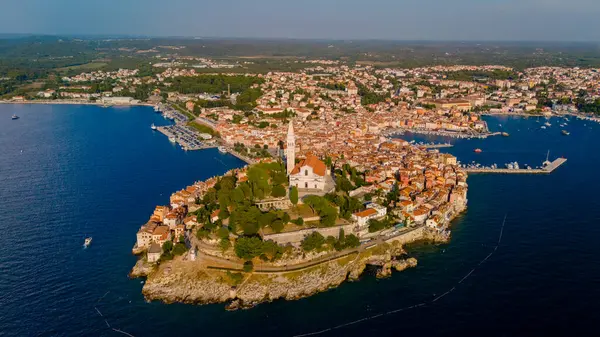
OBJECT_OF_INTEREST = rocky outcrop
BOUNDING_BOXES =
[139,243,419,309]
[129,259,154,278]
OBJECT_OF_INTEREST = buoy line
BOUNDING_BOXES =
[292,215,508,337]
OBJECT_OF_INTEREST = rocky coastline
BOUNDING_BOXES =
[134,230,451,309]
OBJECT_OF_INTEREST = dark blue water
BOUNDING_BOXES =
[1,109,599,337]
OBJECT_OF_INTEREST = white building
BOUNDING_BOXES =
[289,155,329,191]
[352,203,387,230]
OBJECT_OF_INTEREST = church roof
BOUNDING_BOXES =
[291,155,327,176]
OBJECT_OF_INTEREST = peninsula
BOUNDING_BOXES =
[130,118,468,308]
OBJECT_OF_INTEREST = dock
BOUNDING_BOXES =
[465,158,567,174]
[421,143,453,149]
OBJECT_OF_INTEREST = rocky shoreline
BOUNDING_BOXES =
[134,233,450,309]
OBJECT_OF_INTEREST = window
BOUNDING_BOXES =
[314,184,317,189]
[305,182,308,188]
[305,170,308,176]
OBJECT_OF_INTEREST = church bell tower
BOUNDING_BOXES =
[286,121,295,175]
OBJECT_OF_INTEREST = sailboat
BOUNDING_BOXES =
[12,114,19,120]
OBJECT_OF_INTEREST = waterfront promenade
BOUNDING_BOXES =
[465,158,567,174]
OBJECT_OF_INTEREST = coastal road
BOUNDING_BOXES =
[193,225,425,273]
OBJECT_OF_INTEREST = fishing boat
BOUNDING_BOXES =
[84,237,92,247]
[474,148,482,153]
[561,130,570,136]
[150,123,157,130]
[11,114,19,120]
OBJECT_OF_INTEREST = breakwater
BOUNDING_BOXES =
[464,158,566,174]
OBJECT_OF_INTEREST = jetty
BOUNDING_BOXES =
[465,158,567,174]
[420,143,453,149]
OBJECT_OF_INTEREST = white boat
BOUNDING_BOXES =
[84,237,92,247]
[151,123,157,130]
[218,146,227,153]
[541,126,547,129]
[544,122,551,127]
[12,114,19,120]
[169,137,177,143]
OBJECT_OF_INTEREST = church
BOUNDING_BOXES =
[286,121,334,195]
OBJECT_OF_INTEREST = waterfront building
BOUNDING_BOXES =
[147,243,162,263]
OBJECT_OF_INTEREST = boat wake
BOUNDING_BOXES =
[292,215,508,337]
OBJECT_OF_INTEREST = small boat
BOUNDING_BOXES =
[11,114,19,120]
[169,137,177,143]
[541,126,547,129]
[218,146,227,153]
[544,122,551,127]
[474,148,482,153]
[84,237,92,247]
[151,123,157,130]
[561,130,570,136]
[501,132,509,137]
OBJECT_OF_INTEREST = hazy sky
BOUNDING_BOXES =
[1,0,599,41]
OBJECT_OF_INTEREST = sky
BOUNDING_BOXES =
[1,0,600,41]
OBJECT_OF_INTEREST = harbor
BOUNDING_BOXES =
[464,157,567,174]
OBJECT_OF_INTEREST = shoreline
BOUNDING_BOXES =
[136,226,452,309]
[0,99,155,107]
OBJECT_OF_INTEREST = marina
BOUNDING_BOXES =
[464,157,567,174]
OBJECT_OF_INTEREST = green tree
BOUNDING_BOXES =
[271,219,284,233]
[271,185,287,198]
[162,240,173,253]
[217,226,230,239]
[219,238,232,252]
[243,260,254,272]
[290,186,299,205]
[172,243,187,256]
[301,232,325,252]
[234,236,264,260]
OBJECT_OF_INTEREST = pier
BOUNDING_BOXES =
[420,143,453,149]
[465,158,567,174]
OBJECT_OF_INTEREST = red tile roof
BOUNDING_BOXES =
[290,155,327,176]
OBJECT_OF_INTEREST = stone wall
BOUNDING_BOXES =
[264,223,356,246]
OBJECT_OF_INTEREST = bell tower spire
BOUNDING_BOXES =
[286,120,296,175]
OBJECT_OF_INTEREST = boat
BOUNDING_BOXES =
[218,146,227,153]
[501,132,510,137]
[474,148,482,153]
[169,137,177,143]
[561,130,570,136]
[541,126,547,129]
[544,122,551,127]
[84,237,92,247]
[151,123,157,130]
[11,114,19,120]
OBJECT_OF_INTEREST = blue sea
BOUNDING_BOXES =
[1,106,600,337]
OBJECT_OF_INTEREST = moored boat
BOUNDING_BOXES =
[218,146,227,153]
[502,132,509,137]
[561,130,570,136]
[151,123,157,130]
